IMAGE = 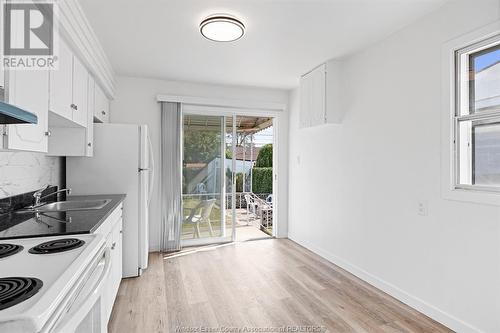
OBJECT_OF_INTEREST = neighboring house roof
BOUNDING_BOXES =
[234,145,260,161]
[475,61,500,111]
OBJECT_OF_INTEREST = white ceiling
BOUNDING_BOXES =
[80,0,448,89]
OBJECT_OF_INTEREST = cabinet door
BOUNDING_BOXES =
[0,65,4,89]
[49,39,73,120]
[6,69,49,152]
[0,68,4,150]
[110,219,123,298]
[104,218,122,324]
[94,84,109,123]
[300,64,326,128]
[103,229,114,324]
[86,76,95,156]
[71,56,88,127]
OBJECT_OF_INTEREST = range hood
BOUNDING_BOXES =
[0,101,38,124]
[0,86,37,124]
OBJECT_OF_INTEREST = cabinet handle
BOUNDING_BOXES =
[101,110,106,115]
[88,142,92,147]
[70,103,76,110]
[111,242,116,250]
[120,230,123,234]
[44,131,51,137]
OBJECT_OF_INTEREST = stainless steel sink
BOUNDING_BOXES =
[25,199,111,212]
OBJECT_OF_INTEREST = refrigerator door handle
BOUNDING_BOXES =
[147,134,155,207]
[138,168,149,172]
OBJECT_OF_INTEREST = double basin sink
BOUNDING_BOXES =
[19,199,111,213]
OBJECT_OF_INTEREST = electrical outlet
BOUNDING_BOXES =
[417,201,428,216]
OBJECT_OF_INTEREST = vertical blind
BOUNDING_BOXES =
[160,102,182,252]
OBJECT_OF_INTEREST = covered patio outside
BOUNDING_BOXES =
[182,114,274,242]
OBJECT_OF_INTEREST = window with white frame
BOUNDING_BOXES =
[454,35,500,190]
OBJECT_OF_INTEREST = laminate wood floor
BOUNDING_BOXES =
[108,239,453,333]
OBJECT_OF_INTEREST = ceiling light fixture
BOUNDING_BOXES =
[200,14,245,42]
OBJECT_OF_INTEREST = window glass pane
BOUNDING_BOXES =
[182,115,224,239]
[457,119,500,187]
[470,44,500,113]
[458,120,472,185]
[472,121,500,186]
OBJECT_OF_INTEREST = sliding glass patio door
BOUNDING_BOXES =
[181,113,236,246]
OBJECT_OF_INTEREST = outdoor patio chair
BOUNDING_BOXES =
[244,194,259,225]
[183,199,217,238]
[266,194,273,205]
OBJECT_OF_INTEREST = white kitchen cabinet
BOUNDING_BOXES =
[300,64,326,128]
[94,203,123,327]
[94,84,110,123]
[49,38,88,128]
[300,59,344,128]
[48,73,94,157]
[0,69,4,149]
[49,39,73,121]
[85,76,95,156]
[71,56,88,127]
[109,219,123,309]
[0,65,4,89]
[4,69,49,152]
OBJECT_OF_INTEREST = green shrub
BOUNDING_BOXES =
[252,167,272,194]
[235,173,244,192]
[255,144,272,167]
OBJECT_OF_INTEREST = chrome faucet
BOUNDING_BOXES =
[33,186,71,207]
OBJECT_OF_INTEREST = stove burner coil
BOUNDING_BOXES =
[0,277,43,310]
[29,238,85,254]
[0,244,23,259]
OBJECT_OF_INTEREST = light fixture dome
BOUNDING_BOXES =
[200,14,245,42]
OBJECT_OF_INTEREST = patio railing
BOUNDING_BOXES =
[229,192,273,235]
[182,192,273,235]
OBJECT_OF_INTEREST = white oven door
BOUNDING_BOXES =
[45,247,112,333]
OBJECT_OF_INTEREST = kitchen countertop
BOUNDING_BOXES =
[0,194,126,240]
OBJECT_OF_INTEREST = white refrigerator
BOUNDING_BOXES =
[67,123,154,277]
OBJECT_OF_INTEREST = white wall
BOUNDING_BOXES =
[288,1,500,332]
[111,76,289,251]
[0,152,63,198]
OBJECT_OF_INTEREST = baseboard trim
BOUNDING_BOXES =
[287,233,484,333]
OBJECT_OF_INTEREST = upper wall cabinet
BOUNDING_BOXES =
[4,69,49,153]
[49,39,73,122]
[300,59,344,128]
[49,39,88,128]
[0,0,114,154]
[300,64,326,128]
[94,83,110,123]
[0,66,4,91]
[72,56,88,127]
[48,74,95,157]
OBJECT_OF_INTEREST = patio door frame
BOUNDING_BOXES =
[181,103,280,247]
[181,111,237,247]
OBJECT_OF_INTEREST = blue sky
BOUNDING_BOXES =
[475,48,500,71]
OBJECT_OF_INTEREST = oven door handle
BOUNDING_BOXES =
[50,247,112,333]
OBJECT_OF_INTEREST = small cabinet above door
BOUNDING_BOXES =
[300,59,344,128]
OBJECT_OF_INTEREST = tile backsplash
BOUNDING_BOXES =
[0,152,63,199]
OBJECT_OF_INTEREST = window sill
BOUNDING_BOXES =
[443,186,500,206]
